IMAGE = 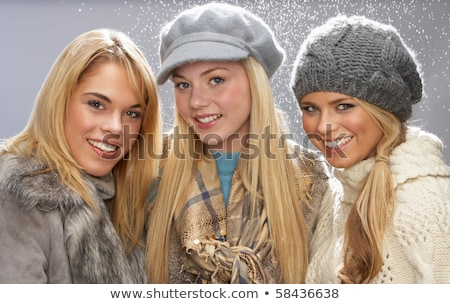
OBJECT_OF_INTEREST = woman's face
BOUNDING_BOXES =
[172,61,252,152]
[65,62,143,177]
[300,92,383,168]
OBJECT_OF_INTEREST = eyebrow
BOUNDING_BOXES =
[172,67,230,79]
[301,97,353,105]
[83,92,111,103]
[83,92,142,108]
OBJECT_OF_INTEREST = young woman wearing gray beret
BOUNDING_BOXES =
[291,15,450,283]
[146,2,330,284]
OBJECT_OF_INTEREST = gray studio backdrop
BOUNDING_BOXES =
[1,0,449,164]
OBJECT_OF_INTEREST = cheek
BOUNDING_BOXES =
[65,100,90,135]
[175,97,189,117]
[364,124,384,151]
[65,113,86,141]
[349,115,380,138]
[301,116,315,134]
[175,104,192,125]
[229,84,250,106]
[175,93,187,108]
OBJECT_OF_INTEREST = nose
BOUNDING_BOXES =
[189,85,210,109]
[316,111,338,139]
[101,111,123,135]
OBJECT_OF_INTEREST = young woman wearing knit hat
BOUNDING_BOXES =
[146,2,330,284]
[291,15,450,283]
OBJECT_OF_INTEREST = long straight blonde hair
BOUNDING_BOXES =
[338,98,406,283]
[1,29,162,253]
[146,57,310,283]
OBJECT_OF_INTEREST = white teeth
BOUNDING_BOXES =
[325,136,352,148]
[88,140,117,152]
[197,114,221,124]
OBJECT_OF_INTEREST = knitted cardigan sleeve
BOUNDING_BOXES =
[392,176,450,283]
[389,128,450,283]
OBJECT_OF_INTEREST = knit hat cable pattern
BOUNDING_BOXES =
[291,15,423,122]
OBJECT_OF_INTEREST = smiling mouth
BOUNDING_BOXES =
[324,136,352,148]
[196,114,222,124]
[88,139,117,153]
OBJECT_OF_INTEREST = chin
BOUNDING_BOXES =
[327,158,353,169]
[84,165,115,177]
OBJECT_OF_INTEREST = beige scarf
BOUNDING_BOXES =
[174,156,273,283]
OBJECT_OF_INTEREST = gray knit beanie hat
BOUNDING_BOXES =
[156,2,284,85]
[291,15,423,122]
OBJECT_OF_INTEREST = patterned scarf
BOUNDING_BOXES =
[174,156,273,283]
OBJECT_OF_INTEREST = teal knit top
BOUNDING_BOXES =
[211,150,241,208]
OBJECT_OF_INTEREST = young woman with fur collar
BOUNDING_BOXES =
[0,28,162,283]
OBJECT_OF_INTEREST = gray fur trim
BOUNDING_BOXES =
[0,153,147,283]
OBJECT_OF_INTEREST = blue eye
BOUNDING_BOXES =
[210,76,224,85]
[175,82,190,90]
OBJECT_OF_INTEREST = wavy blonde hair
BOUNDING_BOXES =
[1,29,162,253]
[338,98,406,283]
[146,56,310,283]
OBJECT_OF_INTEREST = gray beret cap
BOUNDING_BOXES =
[291,15,423,122]
[156,2,284,85]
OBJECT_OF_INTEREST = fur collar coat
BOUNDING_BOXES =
[0,152,146,283]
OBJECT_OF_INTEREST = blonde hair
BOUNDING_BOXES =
[1,29,162,253]
[338,98,406,283]
[146,56,309,283]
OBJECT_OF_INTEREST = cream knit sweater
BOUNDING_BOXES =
[306,127,450,283]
